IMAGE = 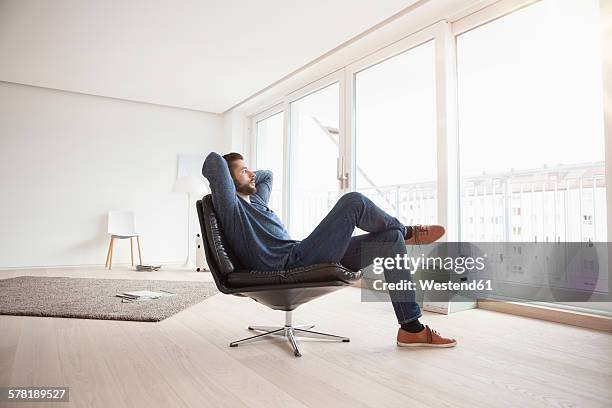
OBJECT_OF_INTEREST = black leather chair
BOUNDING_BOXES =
[196,195,362,357]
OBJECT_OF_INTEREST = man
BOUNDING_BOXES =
[202,151,456,347]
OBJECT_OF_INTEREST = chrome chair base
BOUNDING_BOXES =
[228,312,350,357]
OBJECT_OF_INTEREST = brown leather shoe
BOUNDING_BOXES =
[405,225,445,245]
[397,326,457,348]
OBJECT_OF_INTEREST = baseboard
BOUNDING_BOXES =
[355,278,612,332]
[477,299,612,332]
[0,260,185,271]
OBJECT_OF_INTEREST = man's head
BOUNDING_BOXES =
[223,152,256,195]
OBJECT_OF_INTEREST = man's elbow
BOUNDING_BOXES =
[202,152,222,176]
[259,169,273,179]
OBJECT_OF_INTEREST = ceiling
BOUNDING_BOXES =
[0,0,419,113]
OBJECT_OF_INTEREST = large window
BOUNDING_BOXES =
[354,40,437,228]
[248,0,610,315]
[457,0,606,243]
[289,83,341,239]
[255,112,284,216]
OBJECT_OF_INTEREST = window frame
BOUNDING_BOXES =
[344,23,454,235]
[285,72,345,234]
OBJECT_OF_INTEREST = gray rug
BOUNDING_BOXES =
[0,276,218,322]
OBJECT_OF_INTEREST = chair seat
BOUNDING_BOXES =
[226,263,361,288]
[237,283,351,311]
[111,234,138,239]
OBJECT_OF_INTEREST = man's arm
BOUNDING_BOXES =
[201,152,237,217]
[252,170,273,206]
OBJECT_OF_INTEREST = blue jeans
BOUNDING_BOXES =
[285,192,422,324]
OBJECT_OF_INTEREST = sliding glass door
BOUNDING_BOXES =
[353,40,438,230]
[288,82,342,239]
[456,0,606,243]
[454,0,609,313]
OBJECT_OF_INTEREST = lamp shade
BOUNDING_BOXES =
[173,175,209,195]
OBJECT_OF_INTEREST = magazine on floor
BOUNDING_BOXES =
[115,290,175,301]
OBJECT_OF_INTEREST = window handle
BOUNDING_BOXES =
[337,157,348,180]
[337,157,348,189]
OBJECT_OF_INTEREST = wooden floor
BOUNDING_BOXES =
[1,266,611,408]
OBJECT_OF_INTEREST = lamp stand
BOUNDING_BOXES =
[183,192,195,270]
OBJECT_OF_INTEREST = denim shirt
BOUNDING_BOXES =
[201,152,297,271]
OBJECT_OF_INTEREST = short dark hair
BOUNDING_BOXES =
[222,152,243,177]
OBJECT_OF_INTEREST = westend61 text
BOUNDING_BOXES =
[372,279,493,291]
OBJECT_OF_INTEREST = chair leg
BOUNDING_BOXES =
[229,328,284,347]
[105,237,113,268]
[248,325,283,332]
[286,328,302,357]
[108,237,115,270]
[249,324,314,331]
[294,324,315,330]
[136,236,143,265]
[293,328,350,342]
[130,237,134,268]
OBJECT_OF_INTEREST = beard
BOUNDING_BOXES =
[235,180,256,195]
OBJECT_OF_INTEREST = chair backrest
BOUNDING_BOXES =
[108,211,137,235]
[196,195,242,292]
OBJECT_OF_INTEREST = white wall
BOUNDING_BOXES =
[0,82,224,268]
[222,109,249,160]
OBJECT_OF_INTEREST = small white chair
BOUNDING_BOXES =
[105,211,142,270]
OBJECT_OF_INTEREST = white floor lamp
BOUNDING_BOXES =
[173,175,209,270]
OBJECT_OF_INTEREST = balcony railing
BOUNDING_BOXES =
[266,164,607,242]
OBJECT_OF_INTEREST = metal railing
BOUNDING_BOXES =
[461,174,607,242]
[265,166,607,243]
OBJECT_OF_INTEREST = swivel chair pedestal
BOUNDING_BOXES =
[229,310,349,357]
